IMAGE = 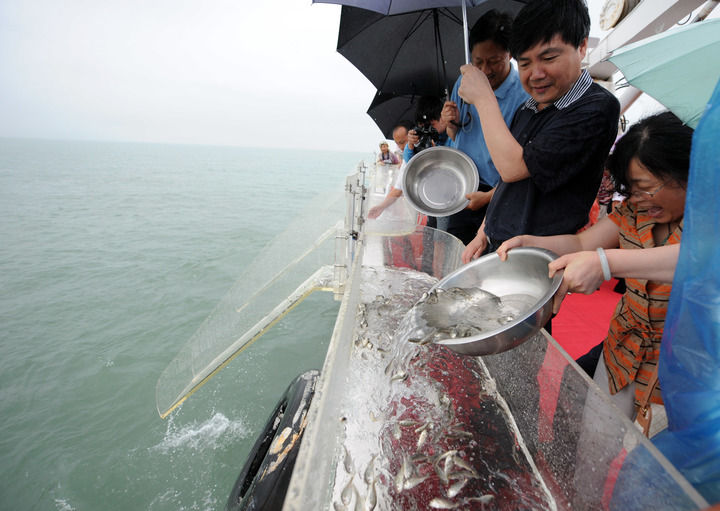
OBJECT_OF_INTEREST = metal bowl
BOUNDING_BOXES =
[429,247,562,356]
[402,146,479,217]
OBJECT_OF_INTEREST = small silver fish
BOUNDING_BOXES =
[333,501,347,511]
[444,455,454,476]
[446,429,473,439]
[392,422,401,440]
[384,360,394,376]
[416,330,435,345]
[353,487,364,511]
[411,453,430,463]
[364,481,377,511]
[429,497,458,509]
[423,292,439,304]
[434,461,449,486]
[435,449,457,463]
[447,470,479,481]
[403,474,429,490]
[398,419,421,427]
[402,454,415,480]
[414,422,430,434]
[434,450,456,474]
[363,455,376,485]
[416,429,428,450]
[467,495,494,504]
[451,456,478,477]
[447,479,467,499]
[343,445,354,474]
[390,371,408,382]
[341,478,354,506]
[394,467,405,493]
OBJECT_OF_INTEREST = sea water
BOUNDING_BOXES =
[0,138,370,511]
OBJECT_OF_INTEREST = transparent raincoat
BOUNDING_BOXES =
[654,78,720,503]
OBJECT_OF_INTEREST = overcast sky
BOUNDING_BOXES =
[0,0,677,153]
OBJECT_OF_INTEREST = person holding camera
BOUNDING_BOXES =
[403,96,449,162]
[368,98,448,225]
[441,10,529,245]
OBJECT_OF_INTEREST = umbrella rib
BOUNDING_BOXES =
[434,9,449,97]
[405,10,432,39]
[377,10,432,93]
[436,7,462,25]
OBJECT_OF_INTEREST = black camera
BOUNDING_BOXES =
[412,122,440,152]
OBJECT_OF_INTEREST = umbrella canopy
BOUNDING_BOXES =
[366,91,418,138]
[338,6,466,98]
[314,0,514,16]
[608,18,720,129]
[336,2,526,136]
[320,0,527,74]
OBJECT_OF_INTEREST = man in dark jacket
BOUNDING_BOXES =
[459,0,620,262]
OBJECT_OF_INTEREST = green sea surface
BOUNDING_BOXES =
[0,138,370,510]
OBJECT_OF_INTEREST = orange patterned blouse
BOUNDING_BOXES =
[603,200,682,406]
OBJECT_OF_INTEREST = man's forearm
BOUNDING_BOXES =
[474,99,528,182]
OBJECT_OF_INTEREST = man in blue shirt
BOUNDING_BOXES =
[441,10,529,245]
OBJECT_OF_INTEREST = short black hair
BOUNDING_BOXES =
[415,96,443,123]
[607,111,694,193]
[509,0,590,58]
[469,9,514,52]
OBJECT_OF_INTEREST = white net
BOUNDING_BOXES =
[155,189,346,418]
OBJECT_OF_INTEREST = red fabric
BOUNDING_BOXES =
[577,199,601,233]
[552,279,622,359]
[537,346,570,443]
[602,448,628,510]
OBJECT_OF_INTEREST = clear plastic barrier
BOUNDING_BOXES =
[155,192,345,418]
[364,162,418,236]
[284,227,707,510]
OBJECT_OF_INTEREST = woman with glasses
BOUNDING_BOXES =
[496,111,693,420]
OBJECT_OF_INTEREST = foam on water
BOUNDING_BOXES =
[54,499,76,511]
[153,412,249,454]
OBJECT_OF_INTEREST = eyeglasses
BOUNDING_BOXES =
[629,182,665,199]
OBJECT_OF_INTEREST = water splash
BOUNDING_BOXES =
[333,267,555,510]
[152,412,248,453]
[54,499,76,511]
[400,287,532,345]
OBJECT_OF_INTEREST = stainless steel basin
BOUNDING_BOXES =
[430,247,562,356]
[402,146,478,217]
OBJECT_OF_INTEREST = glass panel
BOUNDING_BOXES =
[284,227,707,511]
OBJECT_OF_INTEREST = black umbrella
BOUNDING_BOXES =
[366,91,418,139]
[338,6,469,98]
[318,0,528,64]
[337,2,527,136]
